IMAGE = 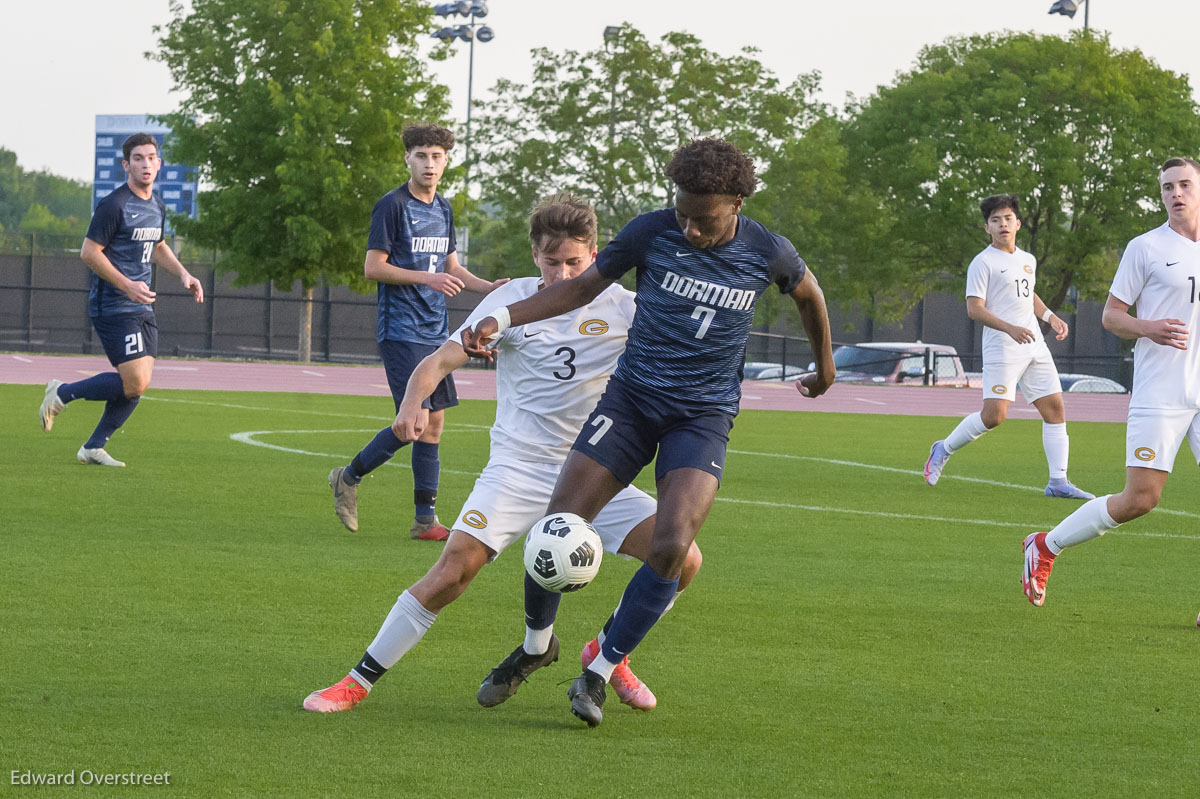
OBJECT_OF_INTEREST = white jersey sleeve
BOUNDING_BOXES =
[969,245,1048,363]
[1111,223,1200,410]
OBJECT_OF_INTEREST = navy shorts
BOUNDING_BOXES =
[379,339,458,412]
[92,311,158,367]
[571,376,734,486]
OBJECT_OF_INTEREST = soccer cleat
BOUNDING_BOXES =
[302,675,369,713]
[409,517,450,541]
[328,467,359,532]
[1044,480,1096,500]
[1021,532,1056,607]
[581,637,656,711]
[39,379,65,432]
[476,636,560,707]
[568,670,607,727]
[77,446,125,467]
[923,440,950,486]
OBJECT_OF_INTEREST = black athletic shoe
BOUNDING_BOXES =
[476,636,560,707]
[568,670,607,727]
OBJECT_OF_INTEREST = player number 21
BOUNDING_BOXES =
[124,332,145,356]
[691,306,716,339]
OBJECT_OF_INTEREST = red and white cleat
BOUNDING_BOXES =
[1022,532,1057,607]
[303,675,368,713]
[581,637,656,711]
[409,518,450,541]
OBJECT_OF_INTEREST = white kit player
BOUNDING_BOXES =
[1021,158,1200,608]
[303,193,701,713]
[924,193,1094,500]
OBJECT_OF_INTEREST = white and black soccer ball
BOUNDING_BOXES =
[523,512,603,593]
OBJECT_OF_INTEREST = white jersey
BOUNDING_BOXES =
[1110,222,1200,410]
[965,245,1049,363]
[453,277,636,463]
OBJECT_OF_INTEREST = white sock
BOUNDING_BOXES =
[523,625,554,656]
[1045,495,1119,555]
[944,412,989,453]
[357,590,437,674]
[586,652,621,682]
[1042,422,1069,480]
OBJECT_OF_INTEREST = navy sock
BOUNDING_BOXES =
[83,396,139,450]
[411,441,440,519]
[58,372,126,404]
[524,572,562,631]
[345,427,407,484]
[600,562,680,663]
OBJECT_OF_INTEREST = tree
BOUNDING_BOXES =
[469,24,822,278]
[153,0,451,360]
[837,31,1200,315]
[0,148,91,242]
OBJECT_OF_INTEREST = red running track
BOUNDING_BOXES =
[1,352,1130,422]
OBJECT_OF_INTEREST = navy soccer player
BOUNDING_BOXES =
[39,133,203,466]
[467,139,837,726]
[327,123,506,540]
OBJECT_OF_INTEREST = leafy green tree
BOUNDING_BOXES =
[18,203,86,237]
[469,24,822,278]
[835,31,1200,315]
[152,0,451,358]
[0,148,92,246]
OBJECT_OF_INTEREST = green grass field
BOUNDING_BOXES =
[3,382,1199,797]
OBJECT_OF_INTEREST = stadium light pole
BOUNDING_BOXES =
[1048,0,1089,31]
[431,1,495,191]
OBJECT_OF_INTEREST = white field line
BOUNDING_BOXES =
[12,355,32,363]
[302,370,325,377]
[229,430,481,477]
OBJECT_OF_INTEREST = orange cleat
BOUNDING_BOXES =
[581,637,656,710]
[1022,532,1057,607]
[303,675,369,713]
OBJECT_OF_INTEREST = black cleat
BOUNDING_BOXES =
[568,670,607,727]
[476,636,559,707]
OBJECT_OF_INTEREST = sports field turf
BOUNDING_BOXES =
[3,382,1199,797]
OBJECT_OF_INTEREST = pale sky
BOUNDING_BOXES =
[2,1,1197,183]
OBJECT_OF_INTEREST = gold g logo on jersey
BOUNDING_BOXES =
[992,385,1008,395]
[462,510,488,529]
[1023,264,1034,274]
[579,319,609,336]
[1134,447,1156,462]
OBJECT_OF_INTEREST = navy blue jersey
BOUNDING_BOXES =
[368,184,458,345]
[85,184,165,318]
[595,209,806,414]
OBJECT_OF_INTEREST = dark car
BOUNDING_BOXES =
[816,342,969,387]
[1058,373,1128,394]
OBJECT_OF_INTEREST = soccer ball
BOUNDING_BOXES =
[523,512,603,593]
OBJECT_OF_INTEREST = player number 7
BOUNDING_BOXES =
[587,415,613,445]
[691,306,716,339]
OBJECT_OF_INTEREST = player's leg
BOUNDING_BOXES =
[925,360,1017,485]
[303,531,493,713]
[1025,361,1093,499]
[76,315,156,466]
[410,408,449,540]
[1022,409,1189,606]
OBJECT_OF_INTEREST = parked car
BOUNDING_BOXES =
[811,342,969,387]
[743,361,807,381]
[1058,373,1128,394]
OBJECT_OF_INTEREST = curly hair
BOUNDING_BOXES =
[402,123,455,152]
[528,192,597,250]
[665,139,757,197]
[979,194,1020,221]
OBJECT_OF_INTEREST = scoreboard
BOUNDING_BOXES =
[94,114,198,226]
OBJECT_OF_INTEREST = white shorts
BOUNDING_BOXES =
[1125,407,1200,473]
[982,352,1061,404]
[450,456,656,558]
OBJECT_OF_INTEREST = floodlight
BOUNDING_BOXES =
[476,25,494,43]
[1048,0,1078,17]
[469,1,488,17]
[603,25,621,43]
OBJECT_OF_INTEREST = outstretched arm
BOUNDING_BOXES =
[392,341,471,441]
[463,263,612,356]
[790,269,836,398]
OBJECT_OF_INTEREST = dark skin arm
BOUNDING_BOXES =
[791,268,836,398]
[463,262,611,359]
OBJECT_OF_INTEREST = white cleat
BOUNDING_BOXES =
[77,446,126,467]
[39,379,65,432]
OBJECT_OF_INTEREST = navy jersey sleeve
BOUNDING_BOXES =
[154,196,167,244]
[767,233,807,294]
[446,202,458,255]
[595,209,674,280]
[366,195,402,254]
[85,193,123,246]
